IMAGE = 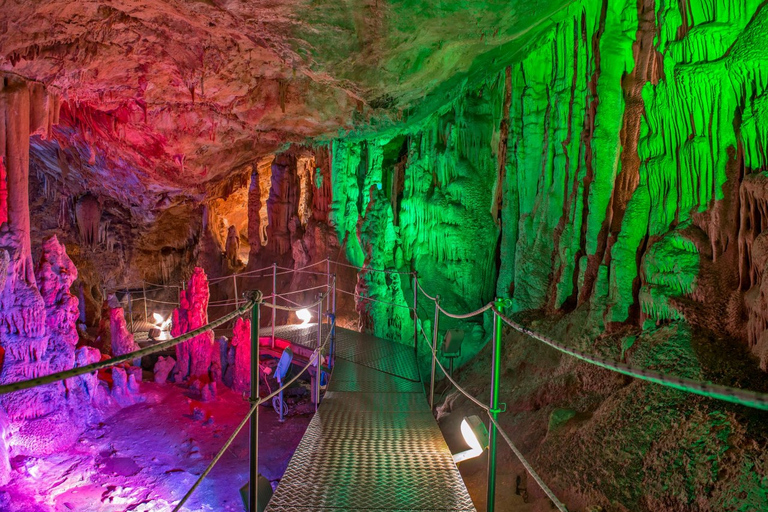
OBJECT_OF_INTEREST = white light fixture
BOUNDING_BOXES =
[296,308,312,326]
[152,312,172,331]
[453,415,489,463]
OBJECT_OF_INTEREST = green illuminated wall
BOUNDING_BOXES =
[330,0,768,356]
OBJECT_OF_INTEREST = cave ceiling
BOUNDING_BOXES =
[0,0,568,220]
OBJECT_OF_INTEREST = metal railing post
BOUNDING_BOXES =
[326,258,330,313]
[331,273,337,368]
[430,295,440,411]
[315,295,322,411]
[142,280,148,323]
[272,263,277,349]
[233,274,239,308]
[249,299,261,512]
[487,298,504,512]
[127,289,134,333]
[412,273,418,356]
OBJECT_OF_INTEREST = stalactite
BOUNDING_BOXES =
[75,193,100,247]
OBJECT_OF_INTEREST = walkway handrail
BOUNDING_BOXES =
[437,301,493,319]
[494,307,768,411]
[487,413,568,512]
[333,259,413,275]
[348,262,768,512]
[337,287,413,310]
[0,296,259,396]
[418,323,489,411]
[173,324,333,511]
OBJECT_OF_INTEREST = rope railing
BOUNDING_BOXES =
[173,324,333,511]
[332,260,413,275]
[0,297,258,396]
[275,265,328,277]
[5,261,339,512]
[337,287,413,310]
[208,264,275,283]
[494,307,768,411]
[262,279,335,313]
[437,301,493,319]
[418,323,489,411]
[486,413,568,512]
[350,262,768,512]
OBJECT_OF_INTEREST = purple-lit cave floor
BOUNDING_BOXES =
[0,382,312,512]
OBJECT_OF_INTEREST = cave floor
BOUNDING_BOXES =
[0,381,313,512]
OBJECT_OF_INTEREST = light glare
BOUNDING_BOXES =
[296,308,312,326]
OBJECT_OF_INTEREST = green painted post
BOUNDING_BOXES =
[249,300,261,512]
[487,298,504,512]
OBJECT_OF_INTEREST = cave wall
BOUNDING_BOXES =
[329,0,768,365]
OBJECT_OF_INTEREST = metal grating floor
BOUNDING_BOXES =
[265,329,476,512]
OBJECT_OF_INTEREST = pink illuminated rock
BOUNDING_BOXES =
[154,356,176,384]
[109,307,139,357]
[36,236,79,373]
[75,193,101,247]
[172,267,214,382]
[230,317,251,393]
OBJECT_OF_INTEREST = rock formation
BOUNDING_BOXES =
[172,267,214,382]
[230,317,251,393]
[108,307,139,357]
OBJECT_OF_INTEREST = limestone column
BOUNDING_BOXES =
[3,78,33,283]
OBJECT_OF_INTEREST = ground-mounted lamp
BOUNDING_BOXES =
[442,329,464,377]
[273,347,293,422]
[453,415,489,464]
[296,308,311,326]
[149,312,172,341]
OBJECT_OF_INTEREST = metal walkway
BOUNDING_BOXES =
[265,327,476,511]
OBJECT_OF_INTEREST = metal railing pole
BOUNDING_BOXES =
[127,289,134,333]
[326,258,330,313]
[272,263,277,349]
[315,296,322,411]
[430,295,440,411]
[142,280,148,323]
[412,273,418,356]
[249,300,261,512]
[332,273,337,317]
[331,274,337,368]
[487,298,504,512]
[233,275,239,308]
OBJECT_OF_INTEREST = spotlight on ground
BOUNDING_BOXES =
[453,415,489,463]
[296,308,311,326]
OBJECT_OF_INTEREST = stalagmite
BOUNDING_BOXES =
[230,317,251,393]
[225,224,240,267]
[172,267,214,382]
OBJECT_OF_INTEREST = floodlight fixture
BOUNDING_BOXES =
[296,308,312,326]
[453,415,489,463]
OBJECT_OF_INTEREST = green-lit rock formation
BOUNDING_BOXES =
[329,0,768,365]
